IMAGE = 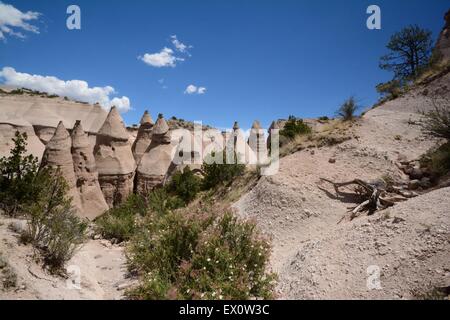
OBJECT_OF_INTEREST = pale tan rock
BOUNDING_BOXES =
[0,123,45,160]
[436,10,450,62]
[226,121,256,165]
[267,120,280,150]
[248,120,268,165]
[40,121,82,213]
[131,110,154,164]
[172,129,203,175]
[71,121,109,220]
[136,115,175,194]
[94,107,136,207]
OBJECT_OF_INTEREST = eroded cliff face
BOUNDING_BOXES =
[94,107,136,208]
[71,121,109,220]
[436,10,450,62]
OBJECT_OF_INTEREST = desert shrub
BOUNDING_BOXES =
[22,169,87,272]
[318,116,329,121]
[376,80,403,99]
[337,96,360,121]
[0,131,40,216]
[95,194,147,242]
[420,99,450,140]
[202,152,245,190]
[419,142,450,180]
[166,167,202,204]
[412,286,450,300]
[126,210,275,300]
[280,116,312,140]
[0,254,17,289]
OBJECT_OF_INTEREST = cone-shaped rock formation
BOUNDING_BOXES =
[40,121,82,213]
[248,120,268,164]
[94,107,136,207]
[136,114,175,194]
[132,110,154,164]
[71,120,109,219]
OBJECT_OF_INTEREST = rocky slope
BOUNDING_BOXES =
[234,71,450,299]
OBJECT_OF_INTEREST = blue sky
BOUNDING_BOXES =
[0,0,448,129]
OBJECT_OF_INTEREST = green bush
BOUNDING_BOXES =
[337,96,359,121]
[0,131,40,216]
[420,99,450,140]
[22,169,87,272]
[318,116,329,121]
[95,194,148,242]
[166,167,202,204]
[280,116,312,140]
[126,210,275,300]
[202,152,245,190]
[420,142,450,180]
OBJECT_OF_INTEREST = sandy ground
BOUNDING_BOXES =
[0,217,134,300]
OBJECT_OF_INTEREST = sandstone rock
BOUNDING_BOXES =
[131,110,154,165]
[40,121,82,213]
[248,120,268,165]
[94,107,136,207]
[136,115,175,195]
[2,125,46,162]
[267,120,280,151]
[226,121,256,165]
[435,10,450,62]
[172,129,204,174]
[71,120,109,220]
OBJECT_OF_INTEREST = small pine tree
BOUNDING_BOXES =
[0,131,39,215]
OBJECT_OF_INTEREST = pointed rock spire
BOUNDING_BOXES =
[251,120,262,130]
[41,121,82,213]
[94,107,136,207]
[97,106,129,141]
[140,110,154,125]
[71,120,109,219]
[248,120,268,164]
[152,113,170,136]
[132,110,154,164]
[136,114,175,195]
[151,114,170,144]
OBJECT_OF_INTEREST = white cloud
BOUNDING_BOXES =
[184,84,206,95]
[0,67,131,112]
[170,35,192,53]
[0,2,40,40]
[138,47,183,68]
[197,87,206,94]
